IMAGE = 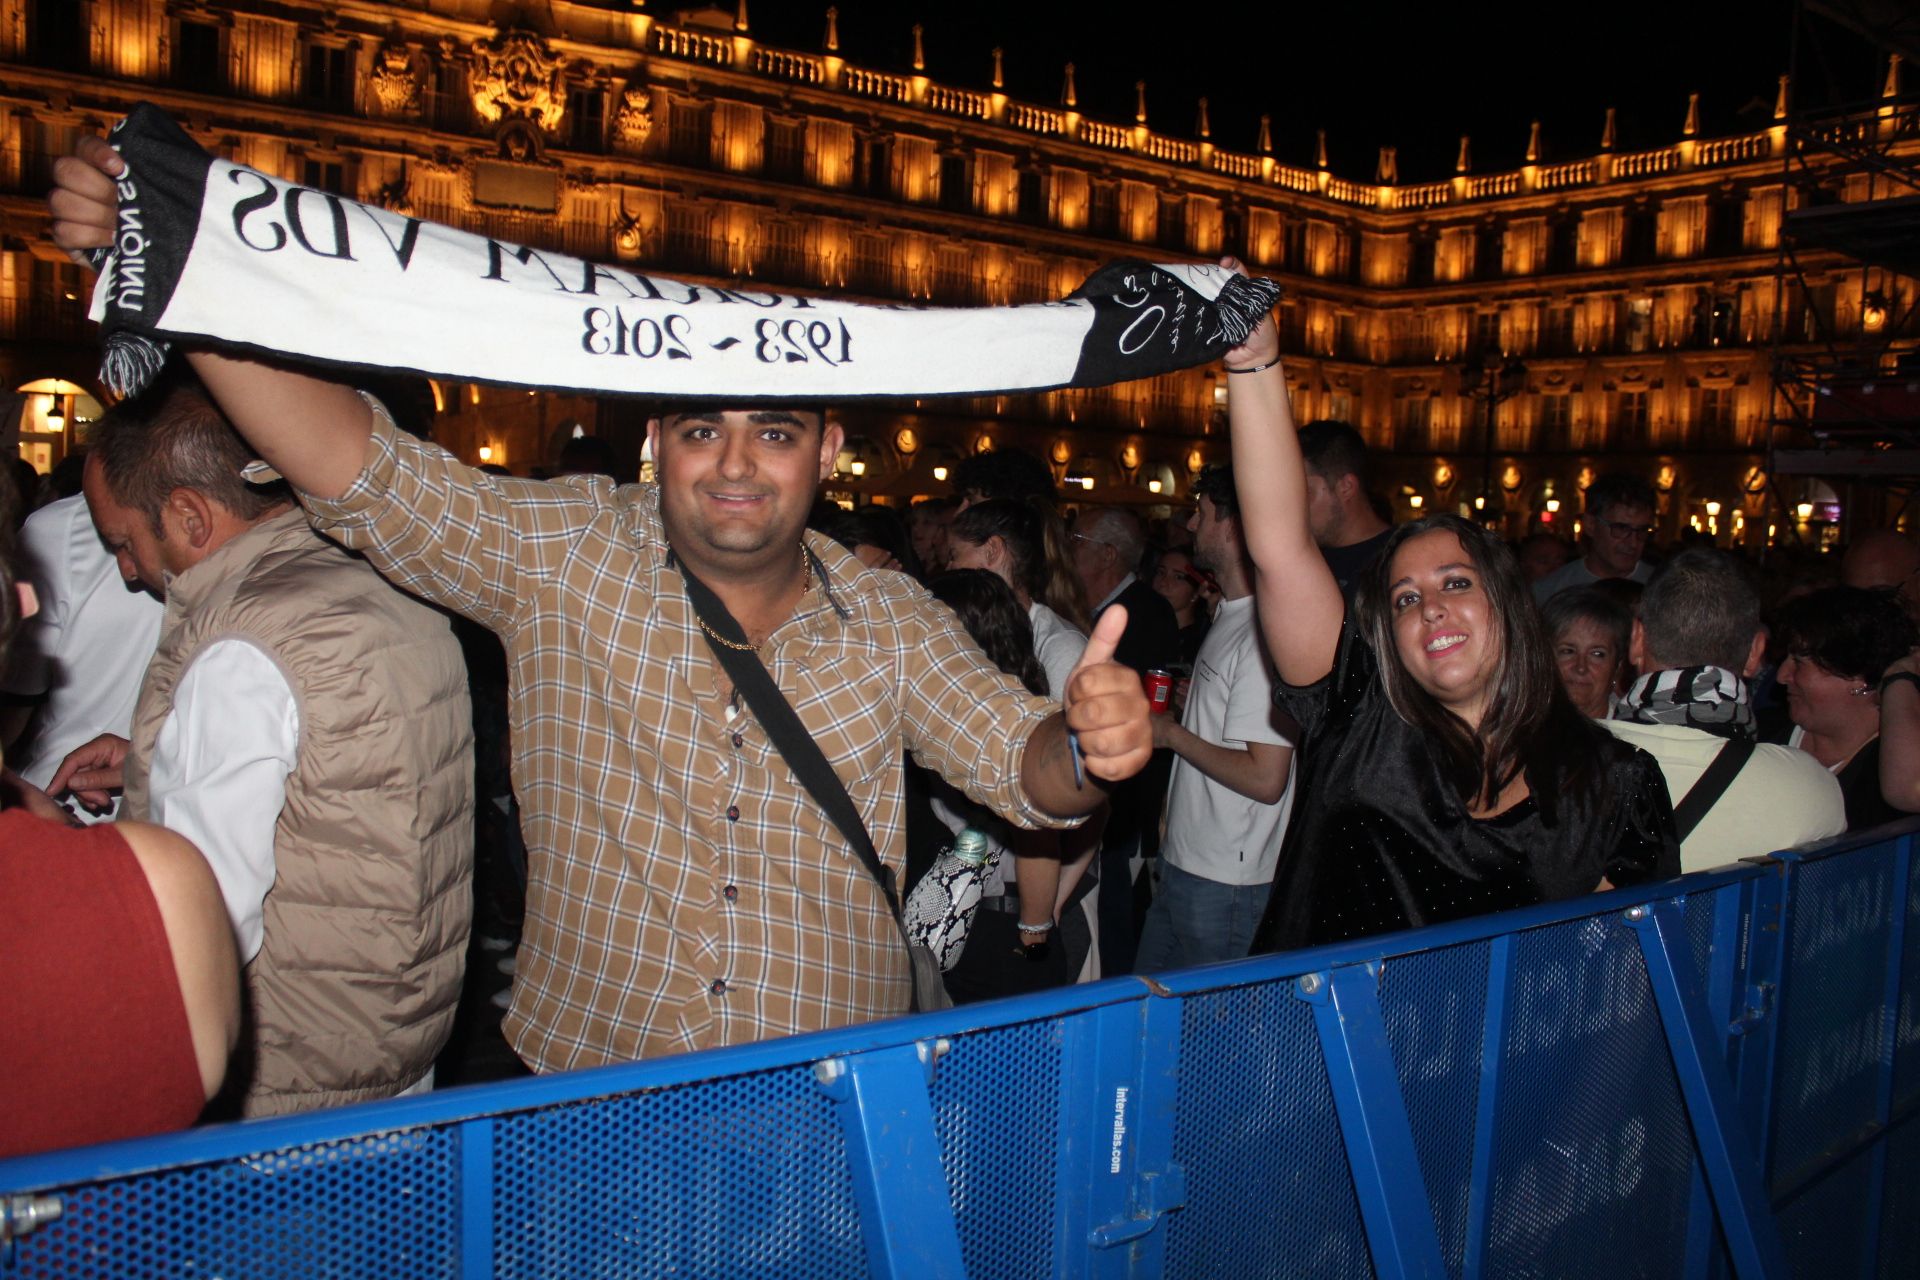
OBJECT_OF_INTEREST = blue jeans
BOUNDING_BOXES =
[1133,860,1269,976]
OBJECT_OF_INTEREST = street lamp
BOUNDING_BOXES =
[1459,349,1527,519]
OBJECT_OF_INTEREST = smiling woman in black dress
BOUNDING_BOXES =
[1215,262,1680,952]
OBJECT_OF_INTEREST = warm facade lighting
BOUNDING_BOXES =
[931,464,948,482]
[1147,479,1162,494]
[849,458,866,476]
[1862,292,1889,332]
[1409,494,1424,509]
[1544,498,1560,513]
[894,427,919,455]
[1796,502,1814,520]
[478,443,495,463]
[1705,500,1721,517]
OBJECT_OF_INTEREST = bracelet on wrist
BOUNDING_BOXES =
[1223,356,1281,375]
[1880,671,1920,696]
[1016,919,1055,935]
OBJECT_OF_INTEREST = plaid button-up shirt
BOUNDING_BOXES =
[299,405,1068,1072]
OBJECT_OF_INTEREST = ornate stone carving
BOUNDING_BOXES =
[469,30,566,132]
[370,43,423,117]
[373,164,413,215]
[612,87,653,153]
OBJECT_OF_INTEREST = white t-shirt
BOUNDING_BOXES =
[0,495,164,802]
[1028,600,1087,700]
[1601,718,1845,873]
[148,639,302,963]
[1161,595,1296,886]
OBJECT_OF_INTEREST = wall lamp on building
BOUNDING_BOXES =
[1796,502,1815,521]
[1861,291,1889,333]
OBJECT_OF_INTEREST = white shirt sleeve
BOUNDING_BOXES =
[147,638,301,963]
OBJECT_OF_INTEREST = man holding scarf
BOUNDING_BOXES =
[51,134,1157,1074]
[1603,548,1843,872]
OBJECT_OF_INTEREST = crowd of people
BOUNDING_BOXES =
[3,144,1917,1159]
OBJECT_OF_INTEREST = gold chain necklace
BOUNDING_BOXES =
[693,548,811,654]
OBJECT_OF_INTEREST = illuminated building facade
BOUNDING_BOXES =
[0,0,1914,546]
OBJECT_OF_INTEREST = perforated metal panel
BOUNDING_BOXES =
[1896,846,1920,1116]
[490,1066,866,1279]
[1163,982,1373,1280]
[1778,1142,1875,1279]
[929,1019,1061,1280]
[1771,853,1896,1192]
[1379,941,1490,1278]
[13,1128,459,1280]
[1483,916,1696,1279]
[1877,1114,1920,1279]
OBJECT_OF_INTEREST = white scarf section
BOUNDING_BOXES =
[88,104,1281,402]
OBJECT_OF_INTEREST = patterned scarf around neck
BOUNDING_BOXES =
[1615,665,1756,740]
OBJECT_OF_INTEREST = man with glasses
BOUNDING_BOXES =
[1534,473,1659,604]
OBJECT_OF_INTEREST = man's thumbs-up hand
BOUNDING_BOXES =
[1062,606,1153,783]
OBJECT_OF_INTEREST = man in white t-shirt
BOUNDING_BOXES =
[0,493,163,816]
[1605,548,1844,872]
[1136,466,1295,973]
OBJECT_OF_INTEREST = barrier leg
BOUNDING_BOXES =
[1860,833,1912,1279]
[458,1117,495,1280]
[1460,934,1512,1278]
[1299,964,1447,1280]
[1629,901,1790,1280]
[1053,993,1185,1280]
[813,1042,968,1280]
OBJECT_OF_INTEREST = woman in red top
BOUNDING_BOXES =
[0,467,239,1156]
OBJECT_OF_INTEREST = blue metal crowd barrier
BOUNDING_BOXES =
[2,820,1915,1279]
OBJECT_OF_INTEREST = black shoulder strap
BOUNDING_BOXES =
[1672,736,1756,842]
[673,553,901,915]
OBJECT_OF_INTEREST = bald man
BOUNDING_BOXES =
[1843,531,1920,620]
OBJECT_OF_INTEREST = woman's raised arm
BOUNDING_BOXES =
[1220,260,1345,686]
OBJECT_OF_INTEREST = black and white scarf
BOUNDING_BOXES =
[1614,665,1756,741]
[87,104,1281,401]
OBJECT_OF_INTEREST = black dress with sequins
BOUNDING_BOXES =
[1251,616,1680,953]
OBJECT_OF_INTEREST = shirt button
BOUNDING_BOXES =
[723,884,738,903]
[731,732,744,748]
[710,978,729,995]
[726,804,740,822]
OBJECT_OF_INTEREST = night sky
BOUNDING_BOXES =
[742,0,1890,183]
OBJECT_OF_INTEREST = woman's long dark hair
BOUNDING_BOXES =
[1356,513,1600,813]
[949,498,1091,633]
[928,569,1051,697]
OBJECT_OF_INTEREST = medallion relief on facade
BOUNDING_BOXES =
[370,43,424,117]
[612,87,653,153]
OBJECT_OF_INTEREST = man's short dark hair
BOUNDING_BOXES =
[90,370,288,534]
[1191,464,1238,520]
[1586,472,1657,518]
[1639,548,1761,671]
[949,448,1056,507]
[1296,420,1371,485]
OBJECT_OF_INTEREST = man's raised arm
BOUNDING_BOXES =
[50,137,370,498]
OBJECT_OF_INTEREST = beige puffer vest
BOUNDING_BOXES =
[124,509,473,1116]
